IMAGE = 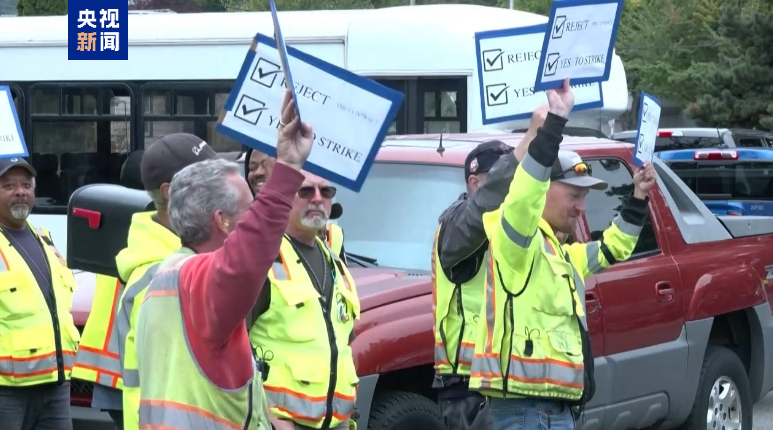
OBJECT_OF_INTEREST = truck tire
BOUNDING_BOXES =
[680,345,753,430]
[367,391,445,430]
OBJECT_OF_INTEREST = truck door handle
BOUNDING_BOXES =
[656,282,675,302]
[585,292,600,315]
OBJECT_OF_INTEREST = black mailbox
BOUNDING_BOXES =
[67,184,154,279]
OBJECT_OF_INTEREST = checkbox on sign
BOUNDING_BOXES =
[250,58,282,88]
[552,15,567,39]
[485,84,509,107]
[234,94,267,125]
[544,53,561,77]
[481,49,504,72]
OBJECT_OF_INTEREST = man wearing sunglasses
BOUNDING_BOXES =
[469,79,656,430]
[431,106,548,430]
[244,148,347,263]
[246,171,359,430]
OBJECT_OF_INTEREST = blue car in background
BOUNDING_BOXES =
[658,148,773,216]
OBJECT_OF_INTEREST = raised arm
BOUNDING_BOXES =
[483,85,572,269]
[563,163,656,277]
[438,105,549,279]
[185,89,312,346]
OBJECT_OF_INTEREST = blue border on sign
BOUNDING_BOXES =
[217,33,404,193]
[0,86,29,160]
[632,91,661,167]
[533,0,625,92]
[475,24,604,125]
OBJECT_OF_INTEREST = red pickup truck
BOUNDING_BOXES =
[69,133,773,430]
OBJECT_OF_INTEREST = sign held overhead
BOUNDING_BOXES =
[475,24,604,125]
[216,34,404,192]
[534,0,624,92]
[0,87,29,160]
[633,91,662,167]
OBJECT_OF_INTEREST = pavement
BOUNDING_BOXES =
[71,392,773,429]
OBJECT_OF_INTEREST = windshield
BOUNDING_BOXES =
[667,161,773,199]
[336,163,465,271]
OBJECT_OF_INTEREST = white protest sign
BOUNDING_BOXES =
[0,86,29,160]
[216,34,404,192]
[475,24,603,125]
[633,91,661,167]
[534,0,624,92]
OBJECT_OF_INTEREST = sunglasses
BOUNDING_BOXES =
[552,162,593,180]
[298,185,337,199]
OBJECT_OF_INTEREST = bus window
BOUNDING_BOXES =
[30,84,133,213]
[11,88,19,112]
[419,78,466,134]
[142,85,241,153]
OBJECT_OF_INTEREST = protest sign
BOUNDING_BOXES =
[534,0,624,92]
[633,91,661,167]
[475,24,603,125]
[216,34,404,192]
[0,87,29,160]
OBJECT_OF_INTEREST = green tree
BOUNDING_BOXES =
[222,0,373,12]
[17,0,66,15]
[685,1,773,129]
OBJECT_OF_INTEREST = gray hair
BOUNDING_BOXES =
[167,159,242,247]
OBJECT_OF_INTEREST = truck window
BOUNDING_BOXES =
[141,85,242,152]
[335,163,465,271]
[30,84,133,214]
[667,161,773,199]
[737,138,763,148]
[584,158,660,256]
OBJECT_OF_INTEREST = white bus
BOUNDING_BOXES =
[0,4,629,252]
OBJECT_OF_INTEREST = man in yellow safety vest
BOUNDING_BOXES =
[71,149,146,429]
[469,79,656,429]
[135,88,311,430]
[432,106,548,430]
[113,133,218,430]
[0,157,80,430]
[247,169,360,430]
[244,147,347,264]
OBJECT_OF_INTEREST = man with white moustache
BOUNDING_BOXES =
[246,170,360,430]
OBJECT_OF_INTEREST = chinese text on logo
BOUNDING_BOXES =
[68,0,128,60]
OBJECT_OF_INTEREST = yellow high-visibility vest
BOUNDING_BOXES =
[71,274,124,389]
[249,236,360,429]
[112,211,181,430]
[137,251,272,430]
[432,225,486,378]
[470,153,641,402]
[0,223,80,387]
[325,223,344,257]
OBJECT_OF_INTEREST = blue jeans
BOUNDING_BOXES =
[490,398,575,430]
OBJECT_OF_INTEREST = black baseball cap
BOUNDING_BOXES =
[464,140,514,179]
[141,133,217,190]
[0,157,36,178]
[120,150,145,191]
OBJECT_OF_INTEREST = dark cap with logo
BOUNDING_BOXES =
[0,157,37,178]
[464,140,514,179]
[141,133,217,190]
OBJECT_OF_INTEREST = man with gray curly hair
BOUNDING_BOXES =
[134,89,312,430]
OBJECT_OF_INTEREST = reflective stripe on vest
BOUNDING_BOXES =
[117,264,162,389]
[72,277,124,388]
[0,225,80,387]
[470,243,585,399]
[138,251,270,430]
[252,237,359,428]
[432,224,484,377]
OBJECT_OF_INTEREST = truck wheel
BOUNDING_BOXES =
[367,391,445,430]
[681,345,752,430]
